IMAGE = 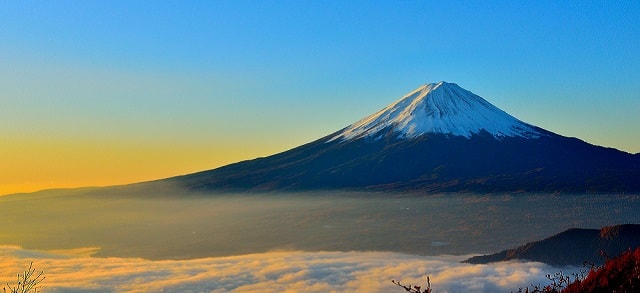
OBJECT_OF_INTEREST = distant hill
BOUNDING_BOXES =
[463,224,640,266]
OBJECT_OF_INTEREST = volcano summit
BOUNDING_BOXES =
[174,82,640,193]
[330,81,541,141]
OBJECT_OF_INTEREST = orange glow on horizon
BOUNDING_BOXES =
[0,136,290,196]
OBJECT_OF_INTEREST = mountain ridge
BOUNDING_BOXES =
[463,224,640,266]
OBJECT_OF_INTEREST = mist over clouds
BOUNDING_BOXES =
[2,189,639,260]
[1,190,637,291]
[0,245,575,293]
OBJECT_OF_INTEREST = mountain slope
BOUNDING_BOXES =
[463,224,640,266]
[171,82,640,194]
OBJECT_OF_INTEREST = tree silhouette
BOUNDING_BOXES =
[3,262,45,293]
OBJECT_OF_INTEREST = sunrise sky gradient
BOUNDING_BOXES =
[1,1,639,195]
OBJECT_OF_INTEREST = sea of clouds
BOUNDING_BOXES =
[2,192,623,292]
[0,245,579,293]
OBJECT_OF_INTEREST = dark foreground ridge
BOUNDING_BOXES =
[463,224,640,266]
[168,82,640,194]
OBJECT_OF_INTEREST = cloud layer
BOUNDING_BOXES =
[0,245,578,293]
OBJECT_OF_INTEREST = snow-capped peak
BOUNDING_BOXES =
[329,81,542,142]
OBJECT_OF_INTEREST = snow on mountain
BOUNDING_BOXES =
[329,81,543,142]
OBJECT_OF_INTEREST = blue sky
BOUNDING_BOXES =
[1,1,639,194]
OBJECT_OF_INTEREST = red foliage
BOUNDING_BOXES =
[561,247,640,293]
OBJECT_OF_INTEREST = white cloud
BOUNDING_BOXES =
[0,245,579,293]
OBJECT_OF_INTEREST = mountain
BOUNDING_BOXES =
[463,224,640,266]
[172,81,640,193]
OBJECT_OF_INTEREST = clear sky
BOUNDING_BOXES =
[1,1,639,195]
